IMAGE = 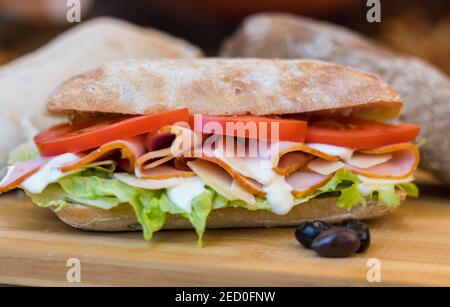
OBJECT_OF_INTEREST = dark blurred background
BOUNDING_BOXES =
[0,0,449,74]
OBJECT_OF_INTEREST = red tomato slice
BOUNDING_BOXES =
[35,108,189,156]
[191,115,307,142]
[305,118,421,149]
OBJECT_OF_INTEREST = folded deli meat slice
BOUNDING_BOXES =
[61,136,146,173]
[187,159,257,207]
[195,154,266,197]
[0,157,51,193]
[136,164,195,180]
[273,151,314,175]
[136,126,202,171]
[348,143,419,179]
[307,143,419,179]
[286,170,333,197]
[307,159,345,176]
[271,142,345,175]
[345,153,392,169]
[271,142,406,175]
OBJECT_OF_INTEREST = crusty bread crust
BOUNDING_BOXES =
[47,59,402,119]
[52,193,405,232]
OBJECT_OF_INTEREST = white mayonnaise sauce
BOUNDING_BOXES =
[213,149,295,215]
[21,153,80,194]
[166,177,206,213]
[358,183,374,197]
[263,174,294,215]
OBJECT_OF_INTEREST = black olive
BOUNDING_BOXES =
[340,219,371,253]
[295,220,332,249]
[311,227,361,258]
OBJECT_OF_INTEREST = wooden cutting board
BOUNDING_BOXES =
[0,187,449,286]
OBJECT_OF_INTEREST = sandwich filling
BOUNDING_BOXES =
[0,109,420,246]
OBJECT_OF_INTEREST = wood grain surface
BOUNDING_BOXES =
[0,186,449,287]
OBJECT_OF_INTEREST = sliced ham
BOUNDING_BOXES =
[187,159,257,207]
[305,143,354,160]
[137,152,173,170]
[183,138,415,197]
[270,141,340,176]
[345,153,392,168]
[273,142,341,161]
[360,142,418,155]
[173,157,193,171]
[286,170,333,197]
[300,143,419,179]
[188,145,265,195]
[136,126,202,172]
[146,132,176,152]
[347,148,418,179]
[194,153,266,197]
[61,136,145,173]
[136,164,195,180]
[0,157,51,193]
[187,138,342,178]
[346,143,419,179]
[307,159,346,176]
[274,151,314,175]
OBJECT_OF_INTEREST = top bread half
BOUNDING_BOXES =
[47,59,403,119]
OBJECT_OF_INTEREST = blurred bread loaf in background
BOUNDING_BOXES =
[379,9,450,75]
[220,13,450,185]
[0,17,202,166]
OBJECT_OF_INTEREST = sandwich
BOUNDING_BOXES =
[0,59,420,246]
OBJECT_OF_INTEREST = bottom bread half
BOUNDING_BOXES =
[51,192,405,232]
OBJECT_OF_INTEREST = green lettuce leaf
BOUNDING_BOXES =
[159,190,214,247]
[227,198,271,211]
[131,190,166,240]
[295,169,364,209]
[294,169,406,209]
[26,183,122,211]
[183,191,213,247]
[357,183,401,207]
[336,184,367,210]
[212,192,229,209]
[317,168,362,192]
[58,173,135,202]
[26,184,68,211]
[398,182,419,197]
[376,185,401,207]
